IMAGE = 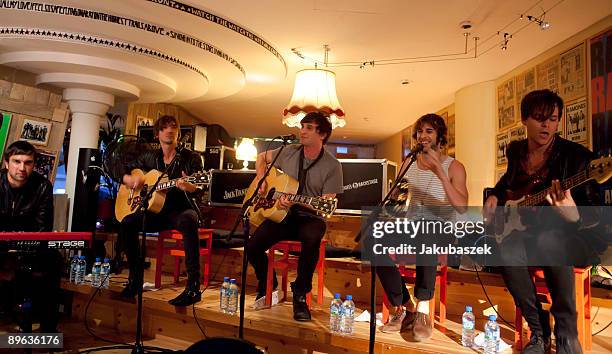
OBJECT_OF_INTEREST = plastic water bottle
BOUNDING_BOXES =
[329,293,343,333]
[484,314,500,354]
[339,294,355,335]
[101,258,111,289]
[76,256,87,284]
[220,277,230,313]
[461,305,475,347]
[69,256,79,284]
[92,258,102,288]
[227,279,239,315]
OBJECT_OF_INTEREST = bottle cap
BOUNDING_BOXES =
[489,314,496,321]
[230,278,236,283]
[104,258,109,262]
[346,295,352,300]
[334,293,341,299]
[95,257,101,262]
[466,305,472,312]
[80,256,86,259]
[223,276,230,281]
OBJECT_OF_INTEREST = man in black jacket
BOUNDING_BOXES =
[119,115,204,306]
[0,140,60,332]
[484,90,601,354]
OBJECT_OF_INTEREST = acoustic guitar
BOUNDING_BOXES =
[494,156,612,241]
[115,169,210,222]
[243,166,338,228]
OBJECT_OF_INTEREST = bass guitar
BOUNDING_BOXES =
[243,166,338,228]
[494,156,612,241]
[115,169,210,222]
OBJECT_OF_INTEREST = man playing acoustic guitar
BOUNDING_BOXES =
[484,90,602,354]
[119,115,204,306]
[247,111,343,321]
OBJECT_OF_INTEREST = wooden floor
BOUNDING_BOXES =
[52,269,612,353]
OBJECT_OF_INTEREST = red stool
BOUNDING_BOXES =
[265,240,327,307]
[154,228,213,289]
[381,257,448,325]
[514,267,592,351]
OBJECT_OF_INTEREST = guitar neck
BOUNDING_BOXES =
[273,192,320,208]
[518,169,590,206]
[155,176,194,192]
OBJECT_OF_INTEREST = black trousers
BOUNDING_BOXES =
[0,249,63,332]
[246,211,326,295]
[376,262,437,307]
[500,228,585,338]
[119,209,201,284]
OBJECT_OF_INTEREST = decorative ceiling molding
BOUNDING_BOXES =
[146,0,287,73]
[0,27,209,83]
[0,0,245,76]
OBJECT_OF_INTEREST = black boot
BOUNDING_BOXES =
[522,334,551,354]
[290,283,310,322]
[555,337,582,354]
[168,281,201,307]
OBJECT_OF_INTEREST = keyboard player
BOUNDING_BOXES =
[0,141,62,333]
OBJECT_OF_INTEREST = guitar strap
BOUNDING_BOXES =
[297,145,325,195]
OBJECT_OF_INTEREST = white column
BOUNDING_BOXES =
[455,81,496,206]
[63,88,114,230]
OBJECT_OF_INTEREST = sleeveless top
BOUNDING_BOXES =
[398,156,455,221]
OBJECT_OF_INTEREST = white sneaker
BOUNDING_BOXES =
[251,290,284,310]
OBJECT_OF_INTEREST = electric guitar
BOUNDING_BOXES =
[243,166,338,228]
[115,169,210,222]
[494,156,612,241]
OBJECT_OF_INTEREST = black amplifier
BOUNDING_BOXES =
[336,159,397,214]
[208,169,256,207]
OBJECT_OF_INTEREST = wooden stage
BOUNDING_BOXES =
[55,246,612,354]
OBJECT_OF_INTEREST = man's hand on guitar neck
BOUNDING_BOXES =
[483,195,498,225]
[176,171,197,193]
[545,179,580,223]
[278,195,294,210]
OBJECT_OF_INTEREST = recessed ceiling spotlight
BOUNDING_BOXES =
[400,79,411,85]
[459,21,472,30]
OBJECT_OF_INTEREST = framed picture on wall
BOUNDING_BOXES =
[566,98,588,145]
[497,78,516,130]
[16,117,52,146]
[0,112,12,157]
[401,124,413,160]
[496,132,509,166]
[137,115,154,127]
[34,149,59,183]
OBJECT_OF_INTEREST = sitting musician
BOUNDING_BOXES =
[0,141,61,332]
[484,90,601,354]
[247,111,343,321]
[377,114,468,340]
[119,115,204,306]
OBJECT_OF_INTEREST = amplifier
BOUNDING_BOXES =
[137,125,207,152]
[336,159,397,214]
[208,169,256,207]
[204,146,237,170]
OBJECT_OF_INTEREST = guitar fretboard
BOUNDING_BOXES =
[518,169,589,206]
[272,192,319,206]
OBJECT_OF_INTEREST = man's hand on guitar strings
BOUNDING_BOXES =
[277,195,293,210]
[545,179,580,223]
[123,173,144,189]
[176,171,197,193]
[256,178,268,196]
[483,195,498,225]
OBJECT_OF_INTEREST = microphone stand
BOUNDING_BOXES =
[225,136,291,339]
[82,149,182,354]
[355,146,421,354]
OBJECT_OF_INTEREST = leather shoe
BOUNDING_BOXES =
[292,293,311,321]
[555,337,582,354]
[120,280,138,298]
[522,334,551,354]
[412,312,433,341]
[168,287,201,307]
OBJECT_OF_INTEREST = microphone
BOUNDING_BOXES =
[410,143,425,155]
[176,132,192,151]
[277,134,296,141]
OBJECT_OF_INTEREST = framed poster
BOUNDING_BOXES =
[515,68,536,106]
[16,117,52,146]
[34,149,59,183]
[566,98,587,144]
[496,132,509,166]
[445,114,455,157]
[0,112,11,158]
[509,125,526,142]
[136,115,154,127]
[401,124,413,160]
[536,56,560,93]
[497,78,516,130]
[590,29,612,158]
[560,43,586,101]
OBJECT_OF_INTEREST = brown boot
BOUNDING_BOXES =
[412,312,433,341]
[380,307,406,333]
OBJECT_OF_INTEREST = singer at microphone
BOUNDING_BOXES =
[277,134,296,141]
